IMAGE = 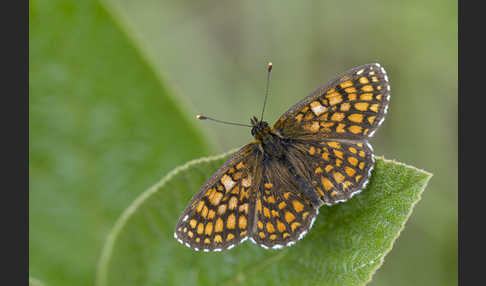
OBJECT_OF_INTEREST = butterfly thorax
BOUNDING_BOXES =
[250,116,286,159]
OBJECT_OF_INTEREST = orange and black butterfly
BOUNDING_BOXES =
[174,63,390,251]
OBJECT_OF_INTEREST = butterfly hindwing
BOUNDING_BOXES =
[274,63,390,140]
[174,143,262,251]
[250,158,319,249]
[286,139,374,205]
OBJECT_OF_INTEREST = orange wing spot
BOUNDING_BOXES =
[233,172,243,180]
[256,199,262,212]
[208,209,215,220]
[359,162,365,170]
[292,200,305,213]
[196,201,205,212]
[227,214,236,229]
[270,234,277,240]
[354,102,369,111]
[329,94,343,106]
[302,212,309,220]
[291,222,301,231]
[336,123,346,133]
[348,156,359,166]
[240,231,247,236]
[205,222,213,235]
[197,223,204,234]
[284,192,291,199]
[359,77,369,84]
[214,234,223,243]
[327,141,341,149]
[348,113,364,123]
[263,207,271,218]
[302,106,309,113]
[322,152,330,160]
[316,187,324,197]
[364,128,369,135]
[271,209,279,217]
[355,175,362,182]
[304,112,315,120]
[349,147,358,154]
[349,125,363,134]
[206,188,216,198]
[331,112,345,122]
[361,85,374,92]
[285,211,296,223]
[221,174,235,192]
[217,204,227,215]
[360,93,373,101]
[359,150,366,158]
[345,87,357,93]
[336,159,343,167]
[307,121,320,132]
[183,227,187,233]
[325,164,334,172]
[370,103,379,112]
[283,233,290,238]
[236,162,244,169]
[228,196,238,210]
[217,185,223,191]
[277,220,286,232]
[343,181,353,189]
[239,216,247,229]
[295,113,303,123]
[310,101,327,116]
[189,219,197,229]
[258,220,263,229]
[226,233,235,241]
[348,93,357,101]
[188,231,194,238]
[196,237,201,243]
[264,183,274,189]
[210,192,223,206]
[242,177,252,187]
[334,172,345,184]
[215,218,224,232]
[371,76,379,82]
[377,85,382,90]
[309,146,316,155]
[330,191,338,197]
[239,203,248,214]
[204,238,211,244]
[315,167,323,174]
[340,80,353,88]
[345,166,356,177]
[376,94,382,100]
[339,102,351,112]
[266,222,276,233]
[278,201,287,209]
[228,168,235,174]
[259,232,266,238]
[357,143,363,147]
[369,71,375,75]
[201,205,209,218]
[368,116,376,124]
[333,149,344,159]
[267,195,276,204]
[321,177,334,191]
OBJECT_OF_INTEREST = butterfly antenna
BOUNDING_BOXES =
[196,115,252,127]
[260,62,273,122]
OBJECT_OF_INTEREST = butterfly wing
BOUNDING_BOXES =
[174,143,262,251]
[274,63,390,140]
[285,139,374,205]
[250,158,319,249]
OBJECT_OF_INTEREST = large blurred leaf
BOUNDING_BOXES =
[97,153,431,286]
[29,0,211,285]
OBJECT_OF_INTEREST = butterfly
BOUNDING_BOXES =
[174,63,390,251]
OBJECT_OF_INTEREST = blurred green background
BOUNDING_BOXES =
[29,0,457,285]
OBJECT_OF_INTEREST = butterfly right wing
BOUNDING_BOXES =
[274,63,390,140]
[174,143,262,252]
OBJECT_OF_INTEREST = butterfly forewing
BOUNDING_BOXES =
[251,159,318,249]
[174,143,262,251]
[286,139,374,205]
[274,63,390,140]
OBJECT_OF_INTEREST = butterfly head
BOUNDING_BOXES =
[250,116,270,139]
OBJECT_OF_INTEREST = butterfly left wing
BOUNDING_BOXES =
[174,143,262,251]
[274,63,390,140]
[250,158,319,249]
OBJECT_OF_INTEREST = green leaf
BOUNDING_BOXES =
[29,278,47,286]
[29,0,212,285]
[97,152,431,286]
